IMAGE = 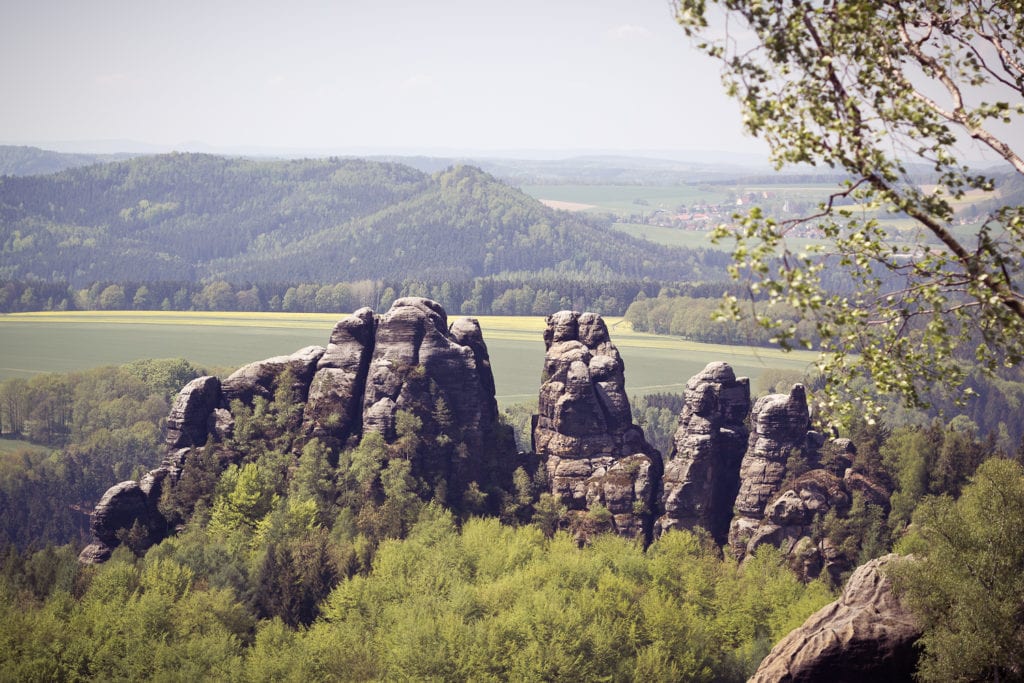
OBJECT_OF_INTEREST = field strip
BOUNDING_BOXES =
[0,311,820,365]
[538,199,597,211]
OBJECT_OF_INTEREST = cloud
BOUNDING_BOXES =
[608,24,651,40]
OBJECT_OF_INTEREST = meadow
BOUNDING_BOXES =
[0,311,818,406]
[611,222,835,252]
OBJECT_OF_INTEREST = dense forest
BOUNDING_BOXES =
[0,153,721,287]
[1,348,1021,679]
[0,146,136,178]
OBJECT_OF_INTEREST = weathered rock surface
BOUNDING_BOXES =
[303,307,376,445]
[360,298,511,500]
[84,298,894,575]
[222,345,325,407]
[656,361,750,544]
[78,481,154,563]
[750,554,921,682]
[362,299,495,443]
[533,311,662,541]
[83,298,515,562]
[753,470,851,581]
[729,385,820,557]
[164,375,222,449]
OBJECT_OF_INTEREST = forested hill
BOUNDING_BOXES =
[0,153,713,286]
[0,145,135,177]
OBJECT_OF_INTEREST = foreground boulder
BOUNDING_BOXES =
[533,311,662,542]
[656,361,750,544]
[751,554,921,682]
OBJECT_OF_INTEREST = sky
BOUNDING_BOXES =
[0,0,767,158]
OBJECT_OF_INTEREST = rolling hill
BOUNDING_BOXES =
[0,153,719,287]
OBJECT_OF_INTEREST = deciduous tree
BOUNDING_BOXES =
[676,0,1024,417]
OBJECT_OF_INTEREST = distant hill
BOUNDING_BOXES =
[0,145,136,177]
[0,153,716,286]
[374,153,773,184]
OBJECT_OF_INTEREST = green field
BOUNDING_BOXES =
[611,222,833,252]
[612,222,724,250]
[0,312,819,406]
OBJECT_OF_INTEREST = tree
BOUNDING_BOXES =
[891,457,1024,681]
[675,0,1024,418]
[97,284,126,310]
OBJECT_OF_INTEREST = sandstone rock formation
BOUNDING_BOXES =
[358,298,509,500]
[82,298,892,575]
[303,306,377,446]
[533,311,662,541]
[164,375,222,450]
[222,345,326,407]
[78,482,146,562]
[728,384,821,558]
[656,361,750,544]
[750,554,921,682]
[81,298,514,563]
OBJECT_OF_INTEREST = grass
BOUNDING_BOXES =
[612,223,723,250]
[0,437,50,456]
[0,311,819,407]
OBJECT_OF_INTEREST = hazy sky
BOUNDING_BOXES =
[0,0,766,156]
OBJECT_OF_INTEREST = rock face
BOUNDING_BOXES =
[533,311,662,541]
[728,385,821,558]
[78,481,159,563]
[222,345,326,407]
[751,554,921,682]
[81,298,514,563]
[359,298,509,501]
[165,376,222,449]
[656,362,750,544]
[303,307,376,446]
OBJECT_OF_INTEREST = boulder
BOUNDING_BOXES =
[656,361,750,544]
[78,479,161,563]
[751,554,921,682]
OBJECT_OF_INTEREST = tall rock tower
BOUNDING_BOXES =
[656,361,751,544]
[533,311,662,542]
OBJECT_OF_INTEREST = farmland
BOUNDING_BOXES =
[519,183,734,215]
[0,311,818,406]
